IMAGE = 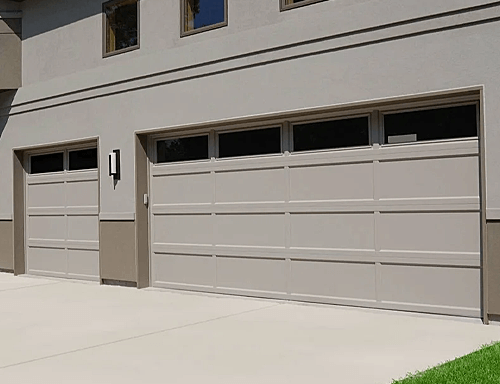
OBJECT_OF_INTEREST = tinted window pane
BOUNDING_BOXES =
[293,117,369,152]
[69,148,98,171]
[384,105,477,144]
[105,0,138,53]
[30,153,64,174]
[185,0,225,32]
[218,127,281,158]
[157,136,209,164]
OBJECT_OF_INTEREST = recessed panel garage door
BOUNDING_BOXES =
[150,102,481,317]
[26,147,99,281]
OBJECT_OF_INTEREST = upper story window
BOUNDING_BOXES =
[281,0,327,11]
[104,0,139,57]
[182,0,227,37]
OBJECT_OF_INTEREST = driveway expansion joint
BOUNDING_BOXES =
[0,302,283,370]
[0,281,62,294]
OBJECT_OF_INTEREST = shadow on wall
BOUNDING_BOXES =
[0,90,17,138]
[21,0,102,40]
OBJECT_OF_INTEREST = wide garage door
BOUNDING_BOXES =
[150,101,481,317]
[26,146,100,281]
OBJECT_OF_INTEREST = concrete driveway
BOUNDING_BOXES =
[0,272,499,384]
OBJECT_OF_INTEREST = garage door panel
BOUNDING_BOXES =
[379,156,479,199]
[26,146,100,281]
[28,215,66,240]
[28,247,67,275]
[150,132,480,317]
[28,182,65,208]
[152,253,215,287]
[379,264,480,309]
[216,256,287,293]
[291,260,377,301]
[215,214,285,247]
[67,249,99,280]
[215,168,285,203]
[290,213,375,250]
[67,216,99,242]
[154,214,212,245]
[290,163,374,202]
[66,180,98,207]
[378,212,480,253]
[153,173,212,205]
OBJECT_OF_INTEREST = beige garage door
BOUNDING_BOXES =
[26,146,99,281]
[150,102,481,317]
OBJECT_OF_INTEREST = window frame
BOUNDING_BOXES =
[379,101,479,147]
[68,147,99,172]
[102,0,141,58]
[180,0,228,38]
[27,144,99,175]
[29,151,65,175]
[216,125,284,160]
[280,0,328,12]
[149,95,480,165]
[290,113,372,154]
[154,133,211,165]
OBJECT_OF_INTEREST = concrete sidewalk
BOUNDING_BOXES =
[0,273,499,384]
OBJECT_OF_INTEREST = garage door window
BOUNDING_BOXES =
[293,116,369,152]
[30,153,64,174]
[218,127,281,158]
[384,104,477,144]
[157,135,209,164]
[69,148,98,171]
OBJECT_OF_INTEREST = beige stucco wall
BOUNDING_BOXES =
[99,221,137,283]
[487,222,500,316]
[0,16,21,89]
[1,0,500,221]
[0,220,13,271]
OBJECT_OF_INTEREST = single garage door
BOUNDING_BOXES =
[26,146,100,281]
[150,102,481,317]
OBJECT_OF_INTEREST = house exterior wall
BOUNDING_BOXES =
[0,220,13,272]
[1,0,500,316]
[0,5,22,89]
[1,0,499,219]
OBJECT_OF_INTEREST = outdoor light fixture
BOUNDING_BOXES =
[109,149,121,180]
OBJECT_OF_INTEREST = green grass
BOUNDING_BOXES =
[392,342,500,384]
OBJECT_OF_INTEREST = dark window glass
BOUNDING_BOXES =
[184,0,225,32]
[105,0,138,54]
[384,105,477,144]
[218,127,281,158]
[157,136,209,163]
[69,148,98,171]
[30,153,64,174]
[293,117,369,152]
